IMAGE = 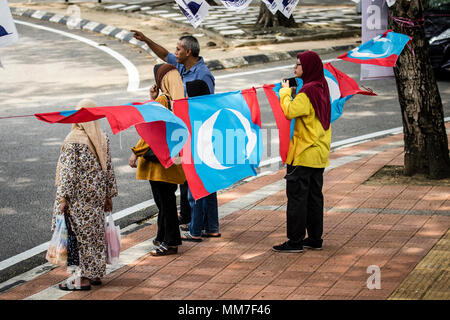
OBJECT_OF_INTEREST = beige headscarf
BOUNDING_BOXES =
[55,99,108,186]
[159,69,185,101]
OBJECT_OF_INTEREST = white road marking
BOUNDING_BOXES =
[14,19,141,92]
[215,58,340,79]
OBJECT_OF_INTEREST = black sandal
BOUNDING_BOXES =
[201,232,221,238]
[151,243,178,256]
[181,233,202,242]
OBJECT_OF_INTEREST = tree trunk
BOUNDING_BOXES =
[388,0,450,179]
[256,3,297,28]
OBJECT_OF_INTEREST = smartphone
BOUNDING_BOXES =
[286,77,297,87]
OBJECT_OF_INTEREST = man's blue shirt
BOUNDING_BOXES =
[167,52,215,95]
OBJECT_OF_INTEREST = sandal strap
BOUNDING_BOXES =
[64,280,75,290]
[63,275,83,290]
[160,243,169,251]
[154,244,168,254]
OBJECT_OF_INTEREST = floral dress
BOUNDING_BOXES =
[52,135,118,279]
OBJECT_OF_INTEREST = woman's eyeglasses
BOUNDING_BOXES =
[295,63,302,67]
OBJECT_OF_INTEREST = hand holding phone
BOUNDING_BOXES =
[286,77,297,87]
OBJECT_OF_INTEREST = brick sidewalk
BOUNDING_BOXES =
[0,130,448,300]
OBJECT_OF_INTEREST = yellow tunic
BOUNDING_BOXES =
[279,87,331,168]
[131,95,186,185]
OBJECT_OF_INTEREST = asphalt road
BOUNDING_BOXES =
[0,16,449,283]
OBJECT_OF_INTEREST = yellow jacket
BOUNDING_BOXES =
[131,95,186,184]
[279,87,331,168]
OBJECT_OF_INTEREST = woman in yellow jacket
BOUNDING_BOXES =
[273,51,332,253]
[129,64,186,256]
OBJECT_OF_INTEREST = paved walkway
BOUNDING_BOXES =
[0,125,448,300]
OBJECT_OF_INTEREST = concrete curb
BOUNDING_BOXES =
[10,6,357,71]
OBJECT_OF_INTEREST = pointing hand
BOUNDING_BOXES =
[131,30,146,42]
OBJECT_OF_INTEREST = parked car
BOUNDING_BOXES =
[424,1,450,75]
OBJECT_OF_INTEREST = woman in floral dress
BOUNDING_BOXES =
[52,99,118,291]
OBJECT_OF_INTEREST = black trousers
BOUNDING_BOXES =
[178,181,191,224]
[285,165,325,245]
[150,180,181,247]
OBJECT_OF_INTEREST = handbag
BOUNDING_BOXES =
[143,147,160,163]
[46,215,68,266]
[105,212,121,265]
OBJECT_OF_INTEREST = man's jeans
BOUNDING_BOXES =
[187,190,219,237]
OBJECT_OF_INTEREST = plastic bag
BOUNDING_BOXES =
[105,212,121,265]
[46,215,68,266]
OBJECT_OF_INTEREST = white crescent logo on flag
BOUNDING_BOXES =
[197,109,230,170]
[349,36,391,58]
[197,108,257,170]
[227,108,257,160]
[325,76,341,102]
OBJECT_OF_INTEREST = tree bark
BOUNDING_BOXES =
[256,3,297,28]
[388,0,450,179]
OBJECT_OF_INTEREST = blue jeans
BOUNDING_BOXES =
[187,190,219,237]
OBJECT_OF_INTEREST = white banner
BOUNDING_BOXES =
[361,0,394,80]
[279,0,299,19]
[0,0,19,48]
[261,0,282,15]
[176,0,210,28]
[220,0,253,12]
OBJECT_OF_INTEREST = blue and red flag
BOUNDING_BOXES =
[263,83,295,165]
[338,30,411,67]
[35,101,189,168]
[173,88,263,200]
[263,64,376,164]
[324,63,377,122]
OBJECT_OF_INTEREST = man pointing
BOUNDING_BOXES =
[131,30,219,241]
[131,30,215,95]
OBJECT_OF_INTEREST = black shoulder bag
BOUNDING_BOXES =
[143,147,160,163]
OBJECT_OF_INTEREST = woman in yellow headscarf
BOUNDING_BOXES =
[53,99,118,291]
[129,64,186,256]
